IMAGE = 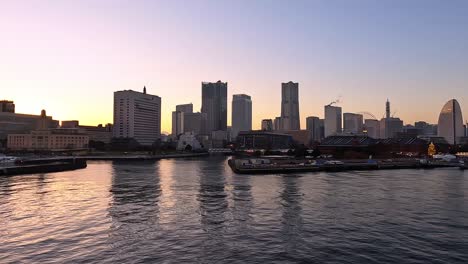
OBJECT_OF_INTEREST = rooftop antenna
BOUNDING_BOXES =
[143,86,147,94]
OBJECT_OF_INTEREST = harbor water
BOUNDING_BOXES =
[1,156,468,263]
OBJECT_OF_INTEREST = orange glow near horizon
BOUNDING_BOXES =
[1,1,468,132]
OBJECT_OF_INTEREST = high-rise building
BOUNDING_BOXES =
[379,99,403,139]
[176,103,193,113]
[379,118,403,139]
[172,111,184,137]
[201,81,227,134]
[343,113,364,134]
[231,94,252,139]
[318,119,325,140]
[0,100,15,113]
[113,87,161,146]
[364,119,380,138]
[172,103,193,137]
[306,116,322,142]
[273,117,284,131]
[324,105,342,137]
[184,112,207,136]
[261,119,273,131]
[280,82,300,130]
[437,99,464,145]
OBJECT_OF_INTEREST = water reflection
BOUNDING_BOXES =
[280,175,304,253]
[196,157,229,262]
[231,174,253,231]
[109,160,161,227]
[197,158,228,231]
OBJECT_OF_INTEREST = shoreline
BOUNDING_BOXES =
[0,152,210,176]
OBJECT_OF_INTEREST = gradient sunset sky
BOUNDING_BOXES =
[1,0,467,133]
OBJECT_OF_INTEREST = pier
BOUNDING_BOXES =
[228,158,464,174]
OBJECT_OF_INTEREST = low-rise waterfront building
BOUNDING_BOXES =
[61,120,113,143]
[0,110,59,140]
[283,130,314,147]
[8,128,89,151]
[236,131,293,151]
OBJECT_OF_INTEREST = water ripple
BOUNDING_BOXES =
[1,158,468,263]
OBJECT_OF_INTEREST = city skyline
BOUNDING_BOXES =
[2,0,468,132]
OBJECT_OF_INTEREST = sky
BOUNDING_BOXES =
[1,0,468,133]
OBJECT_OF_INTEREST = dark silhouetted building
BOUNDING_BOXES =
[232,94,252,139]
[0,100,15,113]
[280,82,300,130]
[261,119,273,131]
[201,81,227,134]
[236,131,292,151]
[306,116,322,142]
[343,113,364,134]
[0,109,59,140]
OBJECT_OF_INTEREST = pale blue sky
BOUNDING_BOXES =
[1,0,467,131]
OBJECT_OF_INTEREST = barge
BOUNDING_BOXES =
[0,158,87,176]
[228,157,462,174]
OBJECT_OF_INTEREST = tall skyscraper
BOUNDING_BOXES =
[113,87,161,146]
[324,105,342,137]
[306,116,322,142]
[201,81,227,134]
[280,82,300,130]
[261,119,273,131]
[176,103,193,113]
[343,113,364,134]
[231,94,252,138]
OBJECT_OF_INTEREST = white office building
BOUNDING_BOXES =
[113,87,161,146]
